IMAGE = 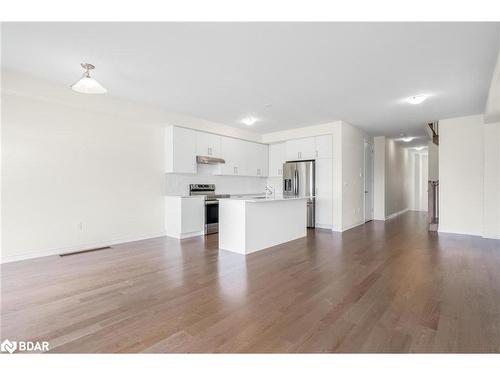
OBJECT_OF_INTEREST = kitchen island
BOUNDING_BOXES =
[218,196,307,255]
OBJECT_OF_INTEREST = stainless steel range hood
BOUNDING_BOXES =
[196,155,226,165]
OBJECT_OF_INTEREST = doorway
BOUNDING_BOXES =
[364,140,374,222]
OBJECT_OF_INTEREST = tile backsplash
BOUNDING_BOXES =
[166,164,270,196]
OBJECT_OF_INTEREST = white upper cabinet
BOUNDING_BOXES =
[268,142,286,177]
[285,135,333,161]
[285,137,316,161]
[196,131,221,157]
[315,135,333,159]
[220,137,268,177]
[255,142,269,177]
[165,126,197,174]
[220,136,243,175]
[166,126,269,177]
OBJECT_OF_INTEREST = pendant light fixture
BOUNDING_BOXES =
[71,63,107,94]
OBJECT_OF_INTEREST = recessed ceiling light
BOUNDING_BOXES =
[241,116,258,126]
[71,63,107,94]
[402,137,414,142]
[415,146,426,151]
[405,95,428,105]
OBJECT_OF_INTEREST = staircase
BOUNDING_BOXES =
[428,181,439,231]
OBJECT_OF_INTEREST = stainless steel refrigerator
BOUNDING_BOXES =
[283,160,315,228]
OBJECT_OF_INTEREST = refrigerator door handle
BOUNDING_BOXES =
[295,170,300,195]
[295,169,299,196]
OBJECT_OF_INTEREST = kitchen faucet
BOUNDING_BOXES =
[265,185,275,199]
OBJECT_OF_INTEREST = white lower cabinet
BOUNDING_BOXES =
[165,196,205,239]
[315,158,333,228]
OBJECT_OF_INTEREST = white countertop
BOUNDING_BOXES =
[165,195,205,199]
[220,196,309,203]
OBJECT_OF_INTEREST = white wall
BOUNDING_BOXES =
[2,70,265,263]
[341,122,367,230]
[482,46,500,239]
[166,165,267,196]
[483,122,500,239]
[428,141,439,181]
[332,127,343,231]
[408,151,429,212]
[420,154,429,210]
[439,114,484,236]
[373,136,386,220]
[484,48,500,124]
[384,138,409,217]
[1,88,165,262]
[373,136,411,220]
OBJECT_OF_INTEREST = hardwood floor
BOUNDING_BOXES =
[2,211,500,353]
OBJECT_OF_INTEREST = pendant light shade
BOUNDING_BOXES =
[71,63,107,94]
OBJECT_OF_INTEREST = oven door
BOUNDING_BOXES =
[204,200,219,234]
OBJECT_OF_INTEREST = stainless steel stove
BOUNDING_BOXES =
[189,184,229,234]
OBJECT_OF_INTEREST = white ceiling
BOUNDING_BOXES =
[2,22,499,136]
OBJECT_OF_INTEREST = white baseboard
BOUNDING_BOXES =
[385,208,409,221]
[166,230,205,240]
[437,228,482,237]
[340,221,365,232]
[0,232,167,264]
[482,233,500,240]
[315,224,333,230]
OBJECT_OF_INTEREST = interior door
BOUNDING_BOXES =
[364,140,374,222]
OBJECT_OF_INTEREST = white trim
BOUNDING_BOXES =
[363,138,374,223]
[341,221,365,232]
[166,230,205,240]
[437,228,483,237]
[482,233,500,240]
[315,224,333,230]
[385,208,409,221]
[0,232,167,264]
[373,208,409,221]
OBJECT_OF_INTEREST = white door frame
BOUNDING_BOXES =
[363,139,374,222]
